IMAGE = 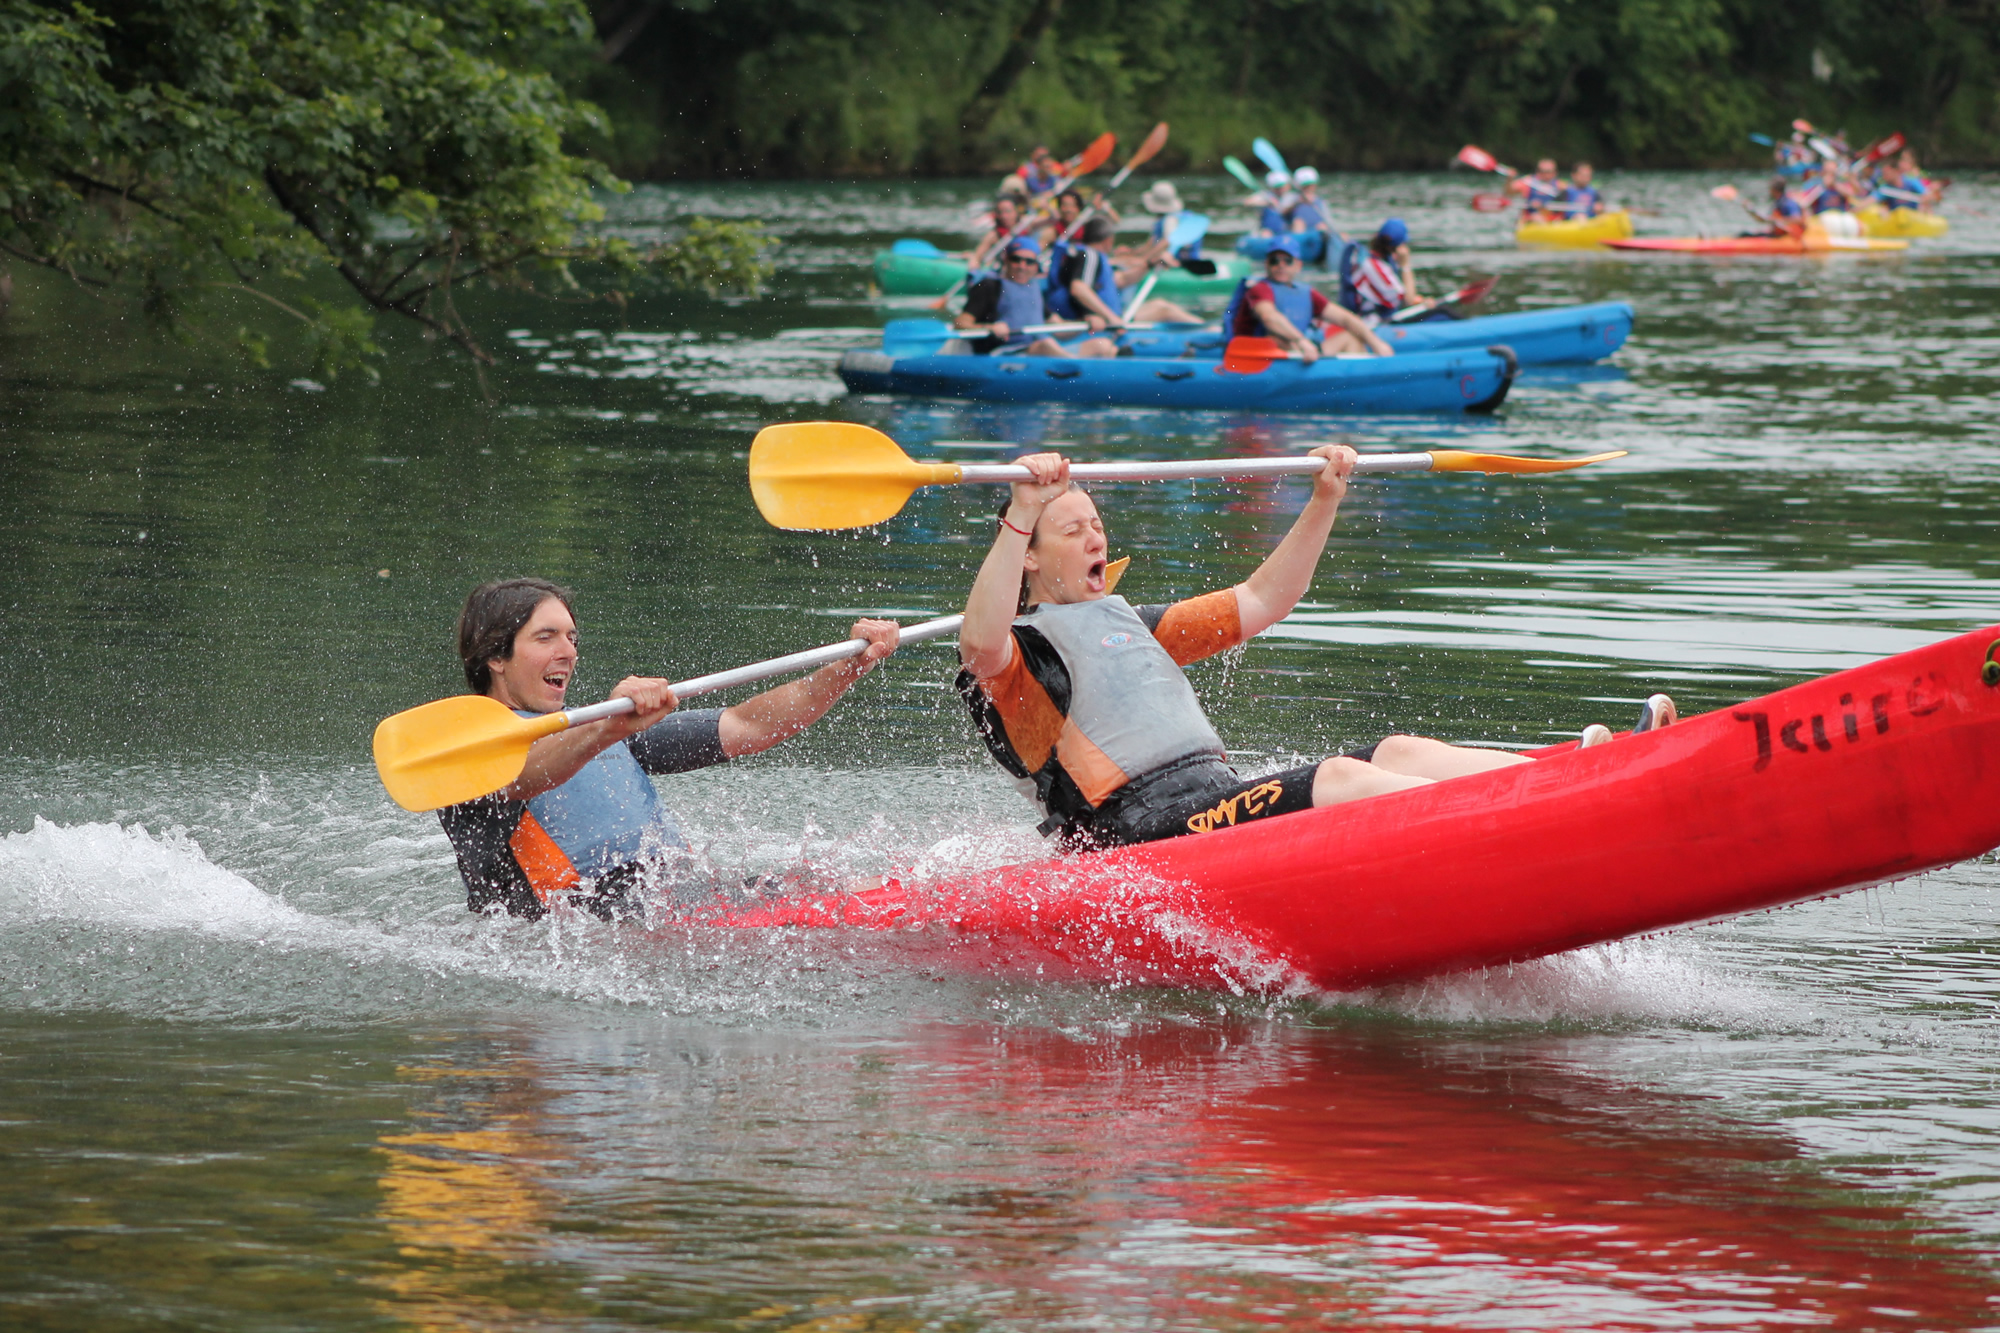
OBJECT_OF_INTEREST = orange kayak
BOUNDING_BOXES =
[695,626,2000,992]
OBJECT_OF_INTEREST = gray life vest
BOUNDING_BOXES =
[964,596,1227,827]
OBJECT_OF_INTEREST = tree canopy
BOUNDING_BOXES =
[582,0,2000,176]
[0,0,766,375]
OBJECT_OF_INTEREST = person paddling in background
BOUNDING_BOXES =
[1228,236,1392,360]
[1564,162,1606,217]
[955,453,1668,849]
[1051,217,1200,332]
[965,194,1026,273]
[955,237,1118,359]
[1346,218,1433,326]
[1138,180,1198,268]
[1516,158,1566,218]
[1256,169,1295,236]
[436,578,900,919]
[1287,167,1331,233]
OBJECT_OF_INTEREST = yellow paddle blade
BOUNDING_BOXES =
[372,695,568,812]
[1428,449,1627,474]
[750,422,965,530]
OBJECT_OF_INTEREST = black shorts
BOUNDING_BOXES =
[1069,746,1383,850]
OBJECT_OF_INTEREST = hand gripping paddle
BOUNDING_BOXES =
[747,422,1625,532]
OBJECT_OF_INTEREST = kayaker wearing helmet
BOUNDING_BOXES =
[966,194,1027,272]
[1227,236,1392,360]
[1287,167,1331,233]
[1051,217,1200,331]
[1564,163,1606,217]
[436,578,900,919]
[956,237,1118,359]
[956,453,1548,848]
[1515,158,1566,218]
[1347,218,1433,325]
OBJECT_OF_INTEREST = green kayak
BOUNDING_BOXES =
[871,244,1256,302]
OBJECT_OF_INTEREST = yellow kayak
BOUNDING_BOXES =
[1516,211,1636,247]
[1855,205,1949,239]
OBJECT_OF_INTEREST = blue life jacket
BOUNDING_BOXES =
[993,277,1048,346]
[1523,177,1565,210]
[1773,193,1805,221]
[1290,198,1330,232]
[1258,205,1288,234]
[1809,185,1847,214]
[1222,277,1317,338]
[1049,247,1123,320]
[1334,240,1363,314]
[1564,185,1601,215]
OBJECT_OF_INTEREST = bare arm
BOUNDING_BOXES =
[718,619,900,758]
[960,453,1070,680]
[1232,446,1357,638]
[1250,297,1319,361]
[500,676,676,802]
[1320,302,1393,356]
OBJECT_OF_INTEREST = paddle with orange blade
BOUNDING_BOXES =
[928,132,1119,310]
[747,422,1624,532]
[374,616,972,811]
[1061,122,1171,241]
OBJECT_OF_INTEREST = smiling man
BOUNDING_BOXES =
[955,454,1539,849]
[438,577,898,919]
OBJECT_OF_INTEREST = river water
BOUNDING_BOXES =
[2,171,1997,1330]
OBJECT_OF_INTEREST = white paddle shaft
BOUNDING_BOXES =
[953,454,1436,485]
[555,615,966,729]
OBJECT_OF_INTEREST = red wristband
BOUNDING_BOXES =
[999,515,1032,537]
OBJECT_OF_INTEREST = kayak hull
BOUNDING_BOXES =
[1606,235,1910,254]
[1516,212,1636,247]
[697,626,2000,994]
[1855,205,1949,239]
[1236,231,1332,264]
[837,345,1516,413]
[871,249,1258,299]
[1117,301,1634,367]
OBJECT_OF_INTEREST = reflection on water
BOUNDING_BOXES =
[3,170,1999,1326]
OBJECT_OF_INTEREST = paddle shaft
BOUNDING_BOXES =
[543,615,966,731]
[951,455,1432,485]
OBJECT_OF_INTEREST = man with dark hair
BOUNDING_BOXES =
[1049,216,1198,330]
[438,578,899,919]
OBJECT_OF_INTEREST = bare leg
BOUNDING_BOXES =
[1311,756,1433,807]
[1130,297,1200,324]
[1369,734,1531,780]
[1322,329,1371,355]
[1023,337,1072,358]
[1071,336,1120,358]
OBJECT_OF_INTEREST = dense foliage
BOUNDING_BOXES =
[583,0,2000,176]
[0,0,767,375]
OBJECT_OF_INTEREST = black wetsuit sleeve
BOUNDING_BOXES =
[1058,249,1089,290]
[1134,604,1169,633]
[962,277,1003,324]
[437,795,543,918]
[625,707,729,775]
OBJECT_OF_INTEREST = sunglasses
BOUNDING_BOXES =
[1005,253,1041,265]
[1265,253,1300,265]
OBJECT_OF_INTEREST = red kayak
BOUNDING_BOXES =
[696,626,2000,992]
[1607,235,1909,254]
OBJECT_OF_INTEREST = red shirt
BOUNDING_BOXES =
[1233,281,1330,336]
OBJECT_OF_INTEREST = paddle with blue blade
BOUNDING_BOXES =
[374,617,970,812]
[1252,137,1289,177]
[748,422,1625,532]
[1223,156,1263,192]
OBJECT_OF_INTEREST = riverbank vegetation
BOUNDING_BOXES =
[0,0,766,378]
[580,0,2000,176]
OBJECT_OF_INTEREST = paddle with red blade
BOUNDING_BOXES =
[1455,145,1516,177]
[1388,276,1497,324]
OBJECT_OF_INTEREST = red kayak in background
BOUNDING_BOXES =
[1608,234,1909,255]
[698,626,2000,994]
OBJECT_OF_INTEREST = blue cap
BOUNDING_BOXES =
[1378,217,1409,247]
[1003,235,1042,258]
[1263,235,1300,259]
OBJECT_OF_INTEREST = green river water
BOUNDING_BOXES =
[1,171,1997,1330]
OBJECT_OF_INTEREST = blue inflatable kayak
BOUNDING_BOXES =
[837,344,1517,414]
[1115,301,1635,367]
[1236,231,1332,264]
